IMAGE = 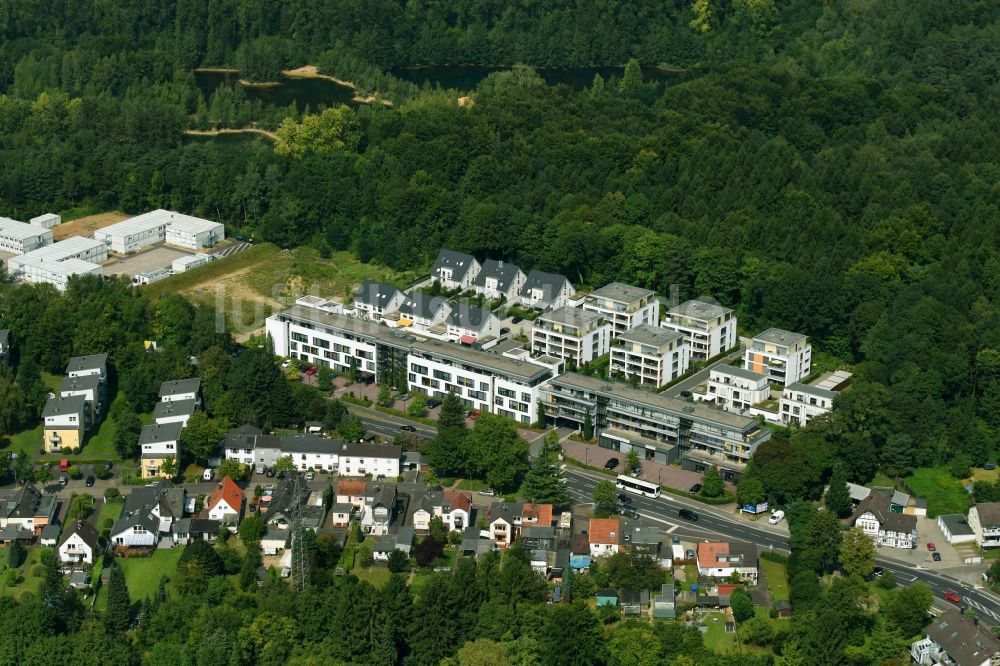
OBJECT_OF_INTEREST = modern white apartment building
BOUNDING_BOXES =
[610,324,689,387]
[745,328,812,385]
[0,217,52,255]
[540,373,771,480]
[703,366,770,413]
[582,282,659,338]
[408,339,555,425]
[353,280,405,322]
[96,209,223,253]
[430,249,480,291]
[531,306,610,368]
[780,382,836,426]
[662,299,737,361]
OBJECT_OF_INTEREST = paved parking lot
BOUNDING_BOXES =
[104,245,192,277]
[560,438,707,492]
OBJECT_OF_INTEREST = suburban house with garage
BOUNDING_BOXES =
[205,476,244,525]
[588,518,621,558]
[968,502,1000,549]
[696,541,759,584]
[430,249,481,291]
[110,506,160,548]
[58,519,101,565]
[354,280,405,321]
[413,489,473,533]
[852,491,917,549]
[472,259,525,301]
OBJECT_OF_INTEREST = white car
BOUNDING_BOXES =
[768,510,785,525]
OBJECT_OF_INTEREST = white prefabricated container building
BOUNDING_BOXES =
[29,213,61,229]
[133,268,173,286]
[165,217,225,250]
[0,217,53,255]
[12,258,103,291]
[171,254,212,273]
[7,236,108,273]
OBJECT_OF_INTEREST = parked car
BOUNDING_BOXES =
[685,549,695,560]
[469,410,481,420]
[944,590,961,603]
[203,468,214,481]
[768,510,785,525]
[672,536,681,545]
[872,566,884,577]
[926,542,937,551]
[85,476,95,487]
[305,471,315,481]
[499,327,511,336]
[620,507,639,518]
[629,468,643,478]
[617,493,633,505]
[399,424,417,432]
[304,366,319,376]
[426,398,442,409]
[398,393,412,401]
[59,474,69,487]
[265,468,275,478]
[478,488,496,496]
[280,360,292,369]
[688,483,702,494]
[678,508,699,522]
[679,390,693,398]
[932,552,942,561]
[604,458,620,471]
[511,316,523,324]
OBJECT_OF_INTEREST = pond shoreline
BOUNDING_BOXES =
[283,66,392,106]
[184,128,277,142]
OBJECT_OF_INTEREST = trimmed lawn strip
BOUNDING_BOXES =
[760,558,789,603]
[117,548,185,603]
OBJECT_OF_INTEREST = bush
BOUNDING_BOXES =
[104,487,120,500]
[67,465,83,480]
[61,446,73,455]
[32,565,46,578]
[358,547,374,568]
[39,548,55,568]
[4,569,21,586]
[740,617,775,646]
[103,518,115,530]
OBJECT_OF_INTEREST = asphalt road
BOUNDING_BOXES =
[563,467,1000,621]
[347,403,438,440]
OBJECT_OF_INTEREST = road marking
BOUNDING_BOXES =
[666,524,679,534]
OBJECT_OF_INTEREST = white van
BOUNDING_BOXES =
[202,468,214,481]
[768,510,785,525]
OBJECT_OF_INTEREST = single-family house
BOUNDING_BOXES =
[472,259,526,301]
[653,583,676,619]
[354,279,405,322]
[205,476,243,525]
[110,506,160,548]
[260,529,290,555]
[461,525,496,558]
[589,518,621,558]
[138,421,183,479]
[264,475,312,531]
[66,353,108,384]
[696,541,758,583]
[625,525,661,557]
[121,482,186,533]
[521,503,554,529]
[519,270,575,311]
[153,399,197,427]
[413,489,473,533]
[489,501,523,547]
[0,483,57,533]
[159,378,201,404]
[852,492,917,549]
[330,503,354,528]
[969,502,1000,549]
[446,305,501,342]
[57,519,101,565]
[362,484,397,536]
[42,394,87,453]
[373,527,414,561]
[430,249,481,291]
[911,609,1000,666]
[172,518,221,545]
[398,292,452,329]
[336,480,368,511]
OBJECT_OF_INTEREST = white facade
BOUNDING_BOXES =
[267,307,385,379]
[473,259,526,301]
[110,519,158,548]
[610,325,689,387]
[445,306,501,341]
[6,236,105,291]
[165,217,225,249]
[520,271,575,310]
[582,283,660,338]
[780,383,835,426]
[30,213,61,229]
[159,379,200,403]
[531,306,611,368]
[42,395,86,453]
[968,503,1000,549]
[207,500,241,523]
[0,217,52,255]
[704,366,770,412]
[430,249,480,291]
[745,328,812,385]
[354,280,404,322]
[662,300,737,361]
[171,254,211,273]
[58,532,96,565]
[11,258,102,291]
[96,209,222,253]
[337,443,401,478]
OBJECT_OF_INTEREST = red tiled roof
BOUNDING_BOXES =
[696,541,729,569]
[443,490,472,514]
[589,518,621,545]
[522,503,554,526]
[209,476,243,512]
[338,480,367,496]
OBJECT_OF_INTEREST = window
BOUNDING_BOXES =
[433,369,452,382]
[291,332,308,343]
[411,364,428,376]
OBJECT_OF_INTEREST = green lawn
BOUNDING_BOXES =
[702,612,737,653]
[684,565,698,584]
[760,559,789,603]
[0,548,44,599]
[4,425,42,461]
[117,548,184,603]
[96,499,123,530]
[41,372,62,393]
[456,478,488,491]
[905,466,972,517]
